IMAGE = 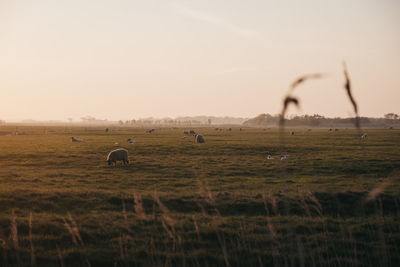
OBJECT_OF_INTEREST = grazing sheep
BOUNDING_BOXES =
[361,133,368,139]
[329,128,332,132]
[189,130,196,135]
[267,155,274,160]
[195,134,205,143]
[106,148,129,166]
[184,131,189,135]
[290,131,295,136]
[335,128,339,132]
[127,138,135,144]
[280,154,288,160]
[71,137,84,142]
[105,128,109,132]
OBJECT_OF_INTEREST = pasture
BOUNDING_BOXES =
[0,126,399,266]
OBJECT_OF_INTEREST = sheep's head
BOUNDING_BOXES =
[107,159,112,165]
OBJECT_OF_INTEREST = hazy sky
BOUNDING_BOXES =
[1,0,399,121]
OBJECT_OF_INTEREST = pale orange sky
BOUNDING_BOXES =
[0,0,399,121]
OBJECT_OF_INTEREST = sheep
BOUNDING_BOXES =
[361,133,368,139]
[267,155,274,160]
[290,131,295,136]
[184,131,189,135]
[106,148,129,166]
[335,128,339,132]
[280,154,288,160]
[329,128,332,132]
[195,134,205,143]
[127,138,135,144]
[189,130,196,135]
[105,128,109,132]
[71,137,84,142]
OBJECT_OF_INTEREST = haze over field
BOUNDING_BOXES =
[0,0,399,121]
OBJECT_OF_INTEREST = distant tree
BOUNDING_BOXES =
[81,115,96,122]
[208,119,212,125]
[118,120,124,125]
[384,113,399,120]
[311,114,325,119]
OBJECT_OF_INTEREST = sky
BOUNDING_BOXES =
[0,0,399,121]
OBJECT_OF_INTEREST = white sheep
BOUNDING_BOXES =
[106,148,129,166]
[280,154,288,160]
[361,133,368,139]
[195,134,206,143]
[71,137,84,142]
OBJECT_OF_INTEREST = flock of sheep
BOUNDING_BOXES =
[71,127,369,166]
[289,129,368,139]
[71,128,207,166]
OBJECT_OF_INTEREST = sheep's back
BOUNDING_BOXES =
[107,148,128,161]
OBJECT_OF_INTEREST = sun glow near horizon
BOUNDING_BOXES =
[0,0,399,121]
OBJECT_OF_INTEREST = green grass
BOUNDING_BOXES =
[0,126,399,266]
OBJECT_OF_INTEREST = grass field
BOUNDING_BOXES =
[0,126,399,266]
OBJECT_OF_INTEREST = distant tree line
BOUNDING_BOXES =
[1,113,398,127]
[243,113,400,127]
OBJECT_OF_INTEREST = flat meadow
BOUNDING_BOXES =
[0,125,399,266]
